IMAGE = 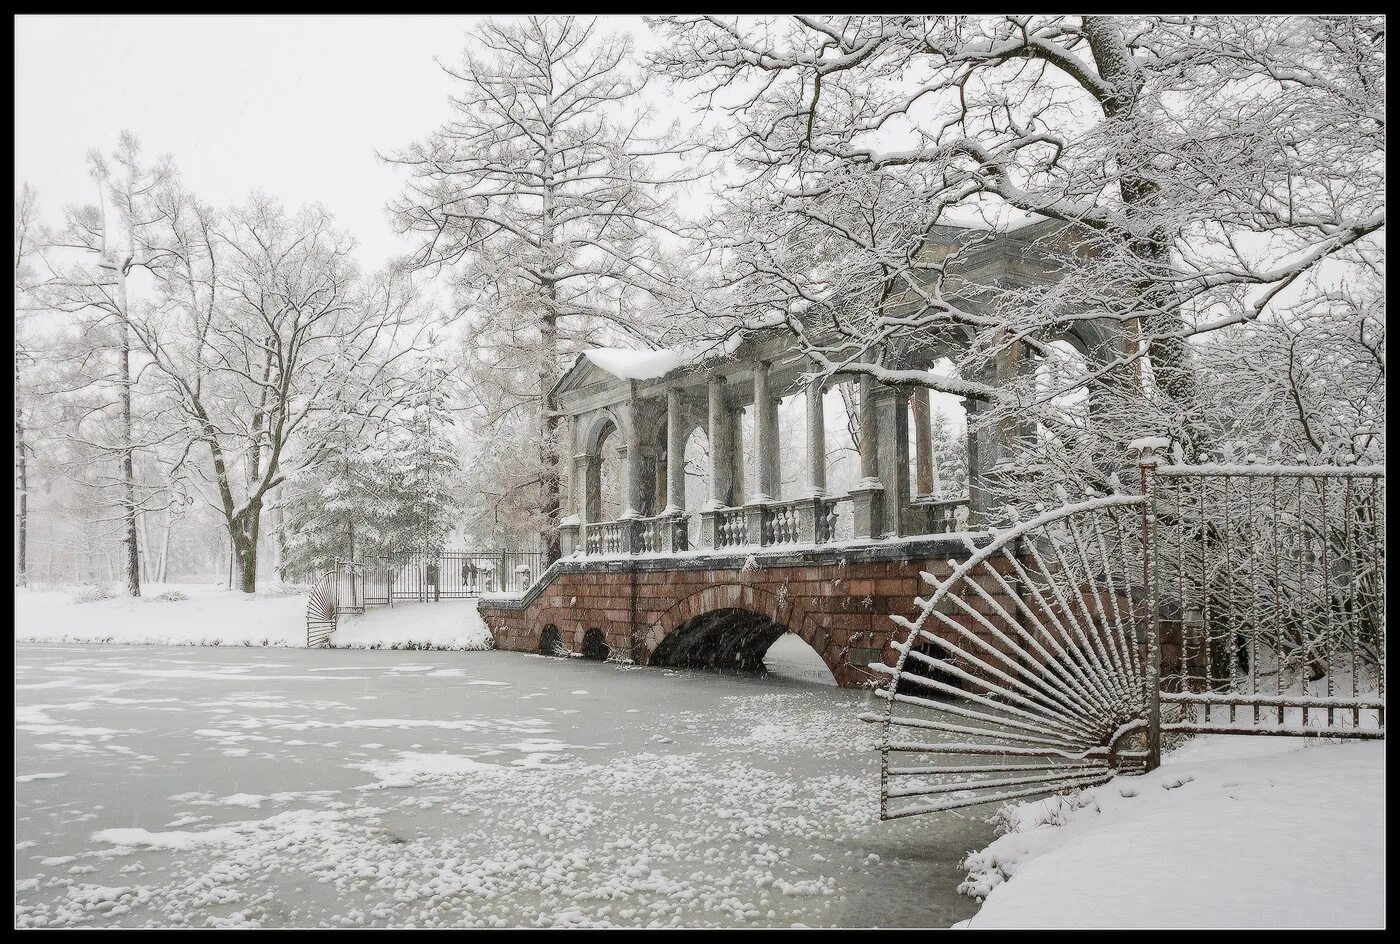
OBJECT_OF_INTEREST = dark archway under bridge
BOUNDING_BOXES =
[648,607,790,674]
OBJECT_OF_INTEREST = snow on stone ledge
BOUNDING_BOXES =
[583,348,683,380]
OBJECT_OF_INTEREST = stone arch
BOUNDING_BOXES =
[578,406,630,458]
[539,624,564,656]
[649,607,788,673]
[642,582,841,679]
[579,411,627,525]
[581,627,608,661]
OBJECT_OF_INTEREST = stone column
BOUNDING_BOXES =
[623,386,643,521]
[849,373,885,539]
[700,375,732,548]
[912,387,935,497]
[664,388,685,514]
[730,407,746,504]
[805,368,827,497]
[752,361,779,503]
[967,340,1034,527]
[874,384,910,538]
[707,376,732,507]
[858,373,880,484]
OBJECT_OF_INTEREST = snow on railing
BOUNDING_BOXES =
[716,508,748,549]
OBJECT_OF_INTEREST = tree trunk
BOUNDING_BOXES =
[231,503,262,594]
[156,509,172,583]
[540,316,561,563]
[117,272,141,598]
[539,172,562,563]
[15,357,27,587]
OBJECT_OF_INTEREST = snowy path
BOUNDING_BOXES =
[15,644,991,928]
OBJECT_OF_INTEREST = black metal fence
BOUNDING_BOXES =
[358,550,545,605]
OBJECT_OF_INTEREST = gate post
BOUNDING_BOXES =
[1129,437,1169,772]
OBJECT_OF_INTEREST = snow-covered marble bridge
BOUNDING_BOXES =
[15,644,995,929]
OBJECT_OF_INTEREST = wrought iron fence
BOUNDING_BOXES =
[1147,464,1385,738]
[359,550,544,604]
[866,453,1385,820]
[305,550,542,646]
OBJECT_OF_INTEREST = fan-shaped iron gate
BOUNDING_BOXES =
[867,457,1385,820]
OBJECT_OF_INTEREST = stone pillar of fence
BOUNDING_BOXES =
[743,503,766,547]
[558,518,580,557]
[697,508,722,550]
[792,495,827,544]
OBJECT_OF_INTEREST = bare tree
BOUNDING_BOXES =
[651,15,1385,487]
[37,135,178,596]
[14,184,42,587]
[131,190,424,592]
[388,15,691,560]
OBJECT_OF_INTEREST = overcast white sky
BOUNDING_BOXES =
[15,15,656,272]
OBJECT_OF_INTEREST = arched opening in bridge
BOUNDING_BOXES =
[539,624,564,657]
[763,632,837,686]
[581,627,609,661]
[905,637,961,692]
[650,608,793,675]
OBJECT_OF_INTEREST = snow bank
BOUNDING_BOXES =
[958,736,1384,928]
[15,585,307,647]
[15,585,494,652]
[328,599,493,651]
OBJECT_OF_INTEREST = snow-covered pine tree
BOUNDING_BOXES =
[928,408,968,500]
[380,358,465,558]
[278,402,396,580]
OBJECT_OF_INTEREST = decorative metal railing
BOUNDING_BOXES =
[865,455,1385,821]
[1147,464,1385,739]
[305,559,363,647]
[305,550,542,647]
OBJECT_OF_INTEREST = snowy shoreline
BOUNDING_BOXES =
[954,734,1384,928]
[14,585,495,651]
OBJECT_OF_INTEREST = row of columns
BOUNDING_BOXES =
[562,355,1012,556]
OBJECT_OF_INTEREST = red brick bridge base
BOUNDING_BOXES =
[477,537,1008,689]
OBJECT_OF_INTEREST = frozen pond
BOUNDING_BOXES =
[15,644,993,928]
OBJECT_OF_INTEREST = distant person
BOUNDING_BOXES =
[425,559,440,603]
[461,558,478,595]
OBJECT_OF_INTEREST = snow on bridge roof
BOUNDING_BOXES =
[582,347,685,381]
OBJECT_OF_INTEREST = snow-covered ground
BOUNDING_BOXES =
[958,735,1385,928]
[14,585,492,651]
[15,585,309,647]
[15,644,991,928]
